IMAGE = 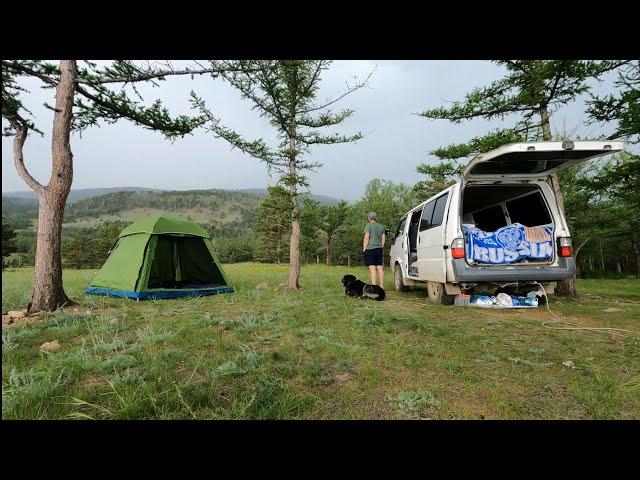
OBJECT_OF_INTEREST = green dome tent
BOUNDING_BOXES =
[85,213,234,300]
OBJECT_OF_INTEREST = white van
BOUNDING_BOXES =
[390,140,624,304]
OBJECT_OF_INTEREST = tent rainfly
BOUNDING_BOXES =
[85,213,234,300]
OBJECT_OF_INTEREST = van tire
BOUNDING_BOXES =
[427,281,455,305]
[394,263,409,292]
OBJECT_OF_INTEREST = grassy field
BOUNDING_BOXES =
[2,264,639,419]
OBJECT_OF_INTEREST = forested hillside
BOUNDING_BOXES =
[2,187,340,268]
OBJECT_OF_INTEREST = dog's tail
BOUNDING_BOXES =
[363,285,386,301]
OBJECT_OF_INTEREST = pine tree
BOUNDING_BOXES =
[318,201,349,265]
[2,217,18,268]
[253,186,291,264]
[417,60,627,296]
[299,197,322,264]
[586,60,639,143]
[193,60,370,289]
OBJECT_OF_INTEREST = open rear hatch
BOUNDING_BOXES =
[459,140,624,266]
[461,140,624,181]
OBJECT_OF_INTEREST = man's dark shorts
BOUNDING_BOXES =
[363,247,383,266]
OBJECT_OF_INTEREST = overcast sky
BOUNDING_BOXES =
[1,61,622,201]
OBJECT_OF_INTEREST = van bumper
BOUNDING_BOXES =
[451,257,575,282]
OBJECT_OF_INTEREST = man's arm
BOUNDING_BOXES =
[381,233,386,246]
[363,232,370,251]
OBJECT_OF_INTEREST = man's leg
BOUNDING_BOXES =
[376,265,385,288]
[369,265,377,285]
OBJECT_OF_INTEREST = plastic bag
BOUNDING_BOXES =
[470,295,493,306]
[494,292,513,306]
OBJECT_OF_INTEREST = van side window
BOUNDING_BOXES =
[396,217,407,239]
[419,201,435,231]
[431,193,449,227]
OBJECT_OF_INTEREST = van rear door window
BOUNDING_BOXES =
[431,193,449,227]
[472,205,506,232]
[506,193,552,226]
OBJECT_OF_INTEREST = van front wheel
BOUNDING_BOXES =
[427,281,455,305]
[394,264,409,292]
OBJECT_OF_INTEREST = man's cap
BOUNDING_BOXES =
[368,211,377,218]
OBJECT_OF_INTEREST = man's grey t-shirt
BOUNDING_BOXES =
[364,222,386,250]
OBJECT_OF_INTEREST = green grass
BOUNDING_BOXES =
[2,264,639,419]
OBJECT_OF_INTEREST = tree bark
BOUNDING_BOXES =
[326,235,332,266]
[27,60,77,313]
[347,252,351,268]
[287,125,301,289]
[573,237,589,279]
[540,105,575,297]
[632,234,640,279]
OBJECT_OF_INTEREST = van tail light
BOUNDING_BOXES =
[558,237,573,257]
[451,238,466,259]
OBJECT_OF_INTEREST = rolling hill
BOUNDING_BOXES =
[2,187,160,203]
[2,187,340,235]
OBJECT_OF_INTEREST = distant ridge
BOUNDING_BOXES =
[3,186,341,205]
[3,187,160,203]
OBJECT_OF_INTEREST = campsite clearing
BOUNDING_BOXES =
[2,264,639,419]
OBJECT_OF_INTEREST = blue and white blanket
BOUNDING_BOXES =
[461,223,554,264]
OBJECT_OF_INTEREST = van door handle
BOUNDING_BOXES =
[418,237,421,244]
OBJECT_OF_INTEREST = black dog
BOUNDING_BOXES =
[341,274,386,301]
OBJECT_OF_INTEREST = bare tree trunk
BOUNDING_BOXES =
[26,60,77,313]
[347,252,351,268]
[573,237,589,279]
[540,105,575,297]
[287,126,301,289]
[325,235,331,266]
[276,228,281,264]
[288,191,301,289]
[599,241,605,271]
[632,234,640,279]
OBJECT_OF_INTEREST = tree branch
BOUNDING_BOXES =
[2,60,57,86]
[79,62,264,85]
[545,61,567,105]
[300,68,374,114]
[12,124,45,194]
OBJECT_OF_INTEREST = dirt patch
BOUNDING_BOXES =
[3,309,41,327]
[334,372,352,383]
[40,340,61,351]
[80,373,105,389]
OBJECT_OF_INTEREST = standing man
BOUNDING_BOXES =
[363,212,386,288]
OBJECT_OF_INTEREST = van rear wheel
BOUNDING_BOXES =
[394,264,409,292]
[427,281,455,305]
